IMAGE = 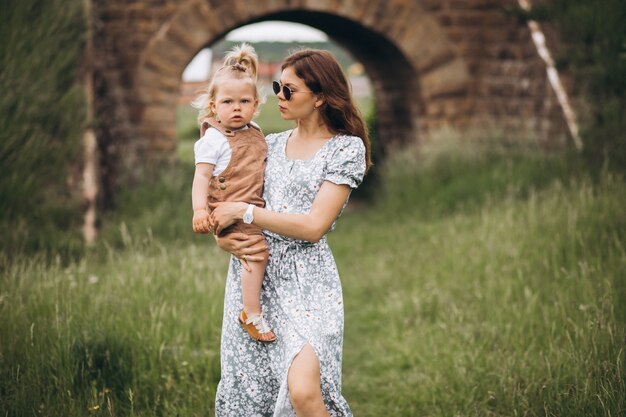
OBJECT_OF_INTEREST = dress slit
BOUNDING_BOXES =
[273,342,324,416]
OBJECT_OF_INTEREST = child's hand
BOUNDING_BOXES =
[192,209,213,234]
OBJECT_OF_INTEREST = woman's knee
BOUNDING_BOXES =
[288,345,325,412]
[290,383,322,411]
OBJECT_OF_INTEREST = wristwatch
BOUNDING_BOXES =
[243,204,255,224]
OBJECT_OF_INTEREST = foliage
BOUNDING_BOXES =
[539,0,626,171]
[377,129,584,217]
[0,0,86,258]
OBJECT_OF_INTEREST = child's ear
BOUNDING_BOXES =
[209,101,216,114]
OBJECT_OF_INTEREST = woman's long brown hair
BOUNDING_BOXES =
[282,49,373,173]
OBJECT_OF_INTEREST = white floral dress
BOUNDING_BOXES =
[215,130,366,416]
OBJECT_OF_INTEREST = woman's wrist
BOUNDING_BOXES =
[237,203,248,220]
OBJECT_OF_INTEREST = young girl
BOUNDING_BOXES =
[190,44,275,343]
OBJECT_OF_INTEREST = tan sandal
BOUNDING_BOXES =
[239,310,277,343]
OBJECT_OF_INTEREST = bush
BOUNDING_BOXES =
[0,0,86,259]
[376,128,583,217]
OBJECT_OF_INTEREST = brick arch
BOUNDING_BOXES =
[94,0,569,181]
[133,0,469,158]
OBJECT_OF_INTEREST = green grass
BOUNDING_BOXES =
[1,134,624,416]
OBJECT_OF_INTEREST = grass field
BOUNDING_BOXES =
[1,134,624,416]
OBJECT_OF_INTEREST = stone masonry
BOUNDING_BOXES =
[91,0,570,186]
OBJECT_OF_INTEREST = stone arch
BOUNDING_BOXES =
[133,0,470,158]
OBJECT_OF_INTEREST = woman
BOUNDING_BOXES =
[210,49,372,416]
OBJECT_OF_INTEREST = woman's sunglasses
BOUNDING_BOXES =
[272,81,314,101]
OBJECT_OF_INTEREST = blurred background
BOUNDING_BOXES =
[176,22,374,161]
[1,0,624,415]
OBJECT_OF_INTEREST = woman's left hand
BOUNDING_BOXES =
[209,201,247,235]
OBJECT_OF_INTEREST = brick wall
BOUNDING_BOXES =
[92,0,570,186]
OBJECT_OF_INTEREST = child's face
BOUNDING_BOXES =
[210,78,258,130]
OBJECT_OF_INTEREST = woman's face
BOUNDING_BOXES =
[276,66,319,121]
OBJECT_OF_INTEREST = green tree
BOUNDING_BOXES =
[547,0,626,171]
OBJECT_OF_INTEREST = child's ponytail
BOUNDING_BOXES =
[223,43,258,81]
[192,43,262,127]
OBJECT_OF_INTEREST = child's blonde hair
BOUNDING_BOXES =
[192,43,260,125]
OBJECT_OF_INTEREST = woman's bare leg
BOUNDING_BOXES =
[288,344,330,417]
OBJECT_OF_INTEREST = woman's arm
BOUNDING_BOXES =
[210,181,352,243]
[191,163,214,233]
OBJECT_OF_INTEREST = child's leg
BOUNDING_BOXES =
[238,238,275,342]
[240,244,268,317]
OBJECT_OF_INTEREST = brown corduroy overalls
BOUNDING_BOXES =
[201,118,267,237]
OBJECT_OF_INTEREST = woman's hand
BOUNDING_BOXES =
[192,209,213,234]
[214,232,268,272]
[209,202,247,235]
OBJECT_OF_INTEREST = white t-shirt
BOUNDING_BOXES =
[193,127,232,176]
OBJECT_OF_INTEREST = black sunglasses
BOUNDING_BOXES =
[272,81,314,101]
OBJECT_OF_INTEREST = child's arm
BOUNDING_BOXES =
[191,163,215,234]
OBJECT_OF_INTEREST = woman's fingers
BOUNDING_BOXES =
[242,254,265,262]
[239,257,252,272]
[241,243,268,255]
[213,233,265,258]
[235,234,264,250]
[229,232,251,241]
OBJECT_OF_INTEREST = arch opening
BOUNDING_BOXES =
[137,9,423,167]
[176,21,376,151]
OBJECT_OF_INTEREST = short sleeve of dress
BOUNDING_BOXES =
[265,130,289,154]
[324,135,367,189]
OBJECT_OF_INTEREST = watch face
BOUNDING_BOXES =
[243,204,254,224]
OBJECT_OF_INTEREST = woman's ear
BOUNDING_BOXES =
[314,94,325,109]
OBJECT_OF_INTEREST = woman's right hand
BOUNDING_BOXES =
[214,233,268,272]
